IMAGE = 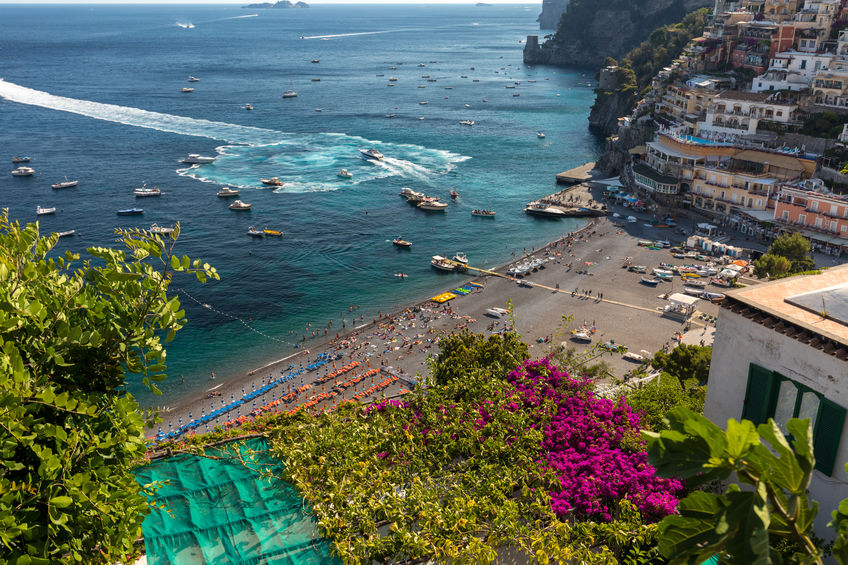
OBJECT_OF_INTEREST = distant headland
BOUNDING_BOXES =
[243,1,310,8]
[476,2,492,5]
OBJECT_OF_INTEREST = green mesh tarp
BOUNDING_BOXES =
[134,437,339,565]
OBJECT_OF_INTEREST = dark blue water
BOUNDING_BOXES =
[0,4,602,408]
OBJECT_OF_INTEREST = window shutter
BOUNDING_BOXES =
[742,364,778,425]
[814,399,847,476]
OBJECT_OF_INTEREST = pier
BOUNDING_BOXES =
[526,181,606,217]
[555,162,596,185]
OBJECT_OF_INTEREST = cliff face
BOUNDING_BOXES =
[537,0,569,30]
[588,90,637,135]
[524,0,711,68]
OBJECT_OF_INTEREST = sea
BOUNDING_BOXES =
[0,3,603,409]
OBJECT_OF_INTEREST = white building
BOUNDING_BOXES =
[752,51,835,92]
[698,90,800,137]
[705,265,848,538]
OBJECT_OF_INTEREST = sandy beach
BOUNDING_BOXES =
[150,186,730,440]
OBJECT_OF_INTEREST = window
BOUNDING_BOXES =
[799,214,806,224]
[801,59,807,69]
[743,363,846,475]
[782,210,790,220]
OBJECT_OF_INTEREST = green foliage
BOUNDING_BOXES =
[755,234,816,278]
[0,212,217,563]
[651,344,712,385]
[800,112,848,139]
[646,409,825,564]
[604,56,618,67]
[754,253,793,279]
[430,330,528,387]
[624,375,705,432]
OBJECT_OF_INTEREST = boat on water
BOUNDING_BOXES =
[450,189,459,199]
[217,187,240,197]
[418,200,448,211]
[182,154,215,164]
[282,90,297,98]
[133,184,161,197]
[56,230,75,238]
[640,277,660,286]
[149,223,174,234]
[359,148,384,161]
[452,252,468,265]
[337,169,353,179]
[51,178,78,189]
[419,101,428,105]
[524,202,565,218]
[392,237,412,248]
[537,131,545,138]
[117,208,143,216]
[12,166,35,177]
[188,76,200,82]
[260,177,284,187]
[244,104,253,110]
[471,209,496,217]
[36,206,56,216]
[311,78,320,82]
[247,226,264,237]
[430,255,456,272]
[394,272,408,278]
[229,200,252,210]
[400,187,426,202]
[388,77,398,81]
[12,156,30,163]
[181,87,194,93]
[459,120,474,126]
[264,228,283,237]
[311,59,320,63]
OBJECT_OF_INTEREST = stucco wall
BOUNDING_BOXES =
[705,308,848,537]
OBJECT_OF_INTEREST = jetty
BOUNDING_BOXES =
[526,181,606,217]
[555,162,596,185]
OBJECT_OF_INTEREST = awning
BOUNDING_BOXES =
[668,293,700,307]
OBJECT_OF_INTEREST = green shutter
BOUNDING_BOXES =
[814,399,847,476]
[742,364,778,425]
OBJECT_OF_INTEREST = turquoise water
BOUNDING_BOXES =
[0,4,603,407]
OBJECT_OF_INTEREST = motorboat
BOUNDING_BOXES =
[394,272,408,278]
[459,120,474,126]
[311,78,321,82]
[181,87,194,93]
[628,265,647,273]
[524,202,565,218]
[517,279,534,288]
[652,268,674,278]
[217,187,240,197]
[452,252,468,265]
[388,77,398,82]
[505,85,516,89]
[485,307,509,318]
[311,59,320,63]
[640,277,660,286]
[12,166,35,177]
[401,189,427,202]
[684,279,707,288]
[537,132,545,138]
[359,148,384,161]
[263,228,283,237]
[51,178,78,189]
[392,237,412,248]
[56,230,75,238]
[430,255,456,272]
[133,184,161,197]
[471,209,496,217]
[417,200,448,211]
[315,108,322,112]
[244,104,253,110]
[684,287,703,297]
[260,177,284,187]
[385,114,396,118]
[622,352,645,363]
[149,224,174,234]
[229,200,252,210]
[450,189,459,199]
[182,154,215,164]
[188,76,200,82]
[337,169,353,179]
[116,208,144,216]
[282,90,297,98]
[36,206,56,216]
[247,226,264,237]
[513,93,520,97]
[12,156,30,163]
[419,101,428,105]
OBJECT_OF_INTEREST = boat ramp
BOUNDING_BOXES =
[555,162,596,185]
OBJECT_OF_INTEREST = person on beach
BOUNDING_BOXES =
[210,372,215,380]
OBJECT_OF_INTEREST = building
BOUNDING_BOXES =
[698,90,800,137]
[773,178,848,254]
[704,265,848,538]
[812,67,848,108]
[731,21,796,73]
[752,50,835,92]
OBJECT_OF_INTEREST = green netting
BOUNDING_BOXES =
[134,437,339,565]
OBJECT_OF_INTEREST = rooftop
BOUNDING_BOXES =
[714,90,772,102]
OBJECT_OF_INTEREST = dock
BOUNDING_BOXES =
[526,181,606,217]
[555,162,596,185]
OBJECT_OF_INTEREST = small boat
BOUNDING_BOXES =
[628,265,647,273]
[247,226,264,237]
[537,132,545,139]
[524,202,565,218]
[188,76,200,82]
[117,208,144,216]
[149,223,174,234]
[315,108,322,112]
[133,184,161,197]
[392,237,412,247]
[485,307,509,318]
[217,187,240,197]
[181,87,194,93]
[513,93,520,97]
[182,154,215,164]
[418,200,448,211]
[337,169,353,179]
[684,279,707,288]
[359,148,384,161]
[419,101,428,105]
[56,230,75,238]
[471,209,496,217]
[459,120,474,126]
[12,156,30,163]
[260,177,284,186]
[36,206,56,216]
[400,187,426,201]
[51,178,78,189]
[640,277,660,286]
[571,331,592,342]
[282,90,297,98]
[263,228,283,237]
[12,166,35,177]
[652,268,674,278]
[311,59,320,63]
[623,352,645,363]
[385,113,396,118]
[311,78,321,82]
[229,200,252,210]
[450,189,459,199]
[452,252,468,265]
[244,104,253,110]
[388,77,398,81]
[431,255,456,272]
[394,272,408,278]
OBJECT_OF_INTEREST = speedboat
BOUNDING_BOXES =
[229,200,252,210]
[181,87,194,93]
[537,132,545,138]
[485,307,509,318]
[217,187,240,197]
[311,78,320,82]
[394,272,408,278]
[282,90,297,98]
[12,166,35,177]
[247,226,264,237]
[311,59,320,63]
[188,76,200,82]
[337,169,353,179]
[388,77,398,82]
[623,352,645,363]
[392,237,412,247]
[359,149,384,161]
[149,224,174,234]
[36,206,56,216]
[51,178,78,189]
[471,209,495,217]
[524,202,565,218]
[133,184,161,197]
[56,230,75,238]
[640,277,660,286]
[450,189,459,199]
[452,252,468,265]
[430,255,456,272]
[459,120,474,126]
[12,156,30,163]
[182,154,215,164]
[399,187,426,201]
[260,177,284,186]
[418,101,428,105]
[263,228,283,237]
[117,208,144,216]
[418,200,448,211]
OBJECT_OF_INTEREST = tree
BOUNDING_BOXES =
[651,344,712,385]
[624,374,705,432]
[754,253,793,279]
[767,233,816,273]
[430,330,528,387]
[604,56,618,67]
[0,212,217,563]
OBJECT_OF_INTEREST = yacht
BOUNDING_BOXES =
[51,178,78,189]
[431,255,456,272]
[392,236,412,248]
[418,200,448,211]
[229,200,252,210]
[182,154,215,164]
[149,224,175,235]
[282,90,297,98]
[217,187,240,197]
[537,132,546,139]
[524,202,565,218]
[399,187,424,200]
[471,209,496,217]
[36,206,56,216]
[359,148,384,161]
[188,76,200,82]
[12,166,35,177]
[260,177,284,186]
[116,208,144,216]
[337,169,353,179]
[181,87,194,93]
[453,252,468,265]
[12,156,30,163]
[134,184,161,197]
[247,226,264,237]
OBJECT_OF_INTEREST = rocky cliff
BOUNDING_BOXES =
[537,0,569,30]
[524,0,711,68]
[588,90,638,136]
